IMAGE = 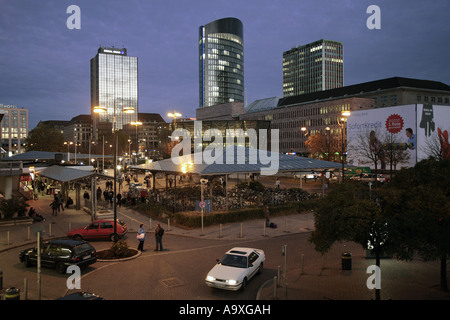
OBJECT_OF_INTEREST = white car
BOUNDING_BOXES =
[205,247,265,291]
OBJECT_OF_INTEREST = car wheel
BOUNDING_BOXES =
[240,278,247,291]
[73,234,83,241]
[257,263,263,275]
[56,262,66,274]
[23,256,31,267]
[110,233,118,242]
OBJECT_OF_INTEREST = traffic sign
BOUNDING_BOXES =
[199,201,206,208]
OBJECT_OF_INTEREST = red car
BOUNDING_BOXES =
[68,219,128,241]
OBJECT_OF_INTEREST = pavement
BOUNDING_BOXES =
[1,180,449,301]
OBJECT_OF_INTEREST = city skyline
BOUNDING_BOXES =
[1,0,449,129]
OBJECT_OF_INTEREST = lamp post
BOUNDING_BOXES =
[94,105,135,241]
[338,110,351,182]
[130,121,142,165]
[168,111,182,130]
[64,141,73,162]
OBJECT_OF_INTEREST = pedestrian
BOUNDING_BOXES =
[137,224,145,251]
[154,223,164,251]
[275,178,280,190]
[96,186,102,202]
[264,205,270,227]
[117,192,122,207]
[57,192,64,211]
[50,199,59,216]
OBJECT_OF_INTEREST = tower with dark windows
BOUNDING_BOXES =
[199,18,244,108]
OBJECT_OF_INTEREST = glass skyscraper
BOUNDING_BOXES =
[90,46,138,132]
[283,39,343,96]
[199,18,244,108]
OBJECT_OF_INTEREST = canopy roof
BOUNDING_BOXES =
[132,146,349,176]
[4,151,113,161]
[38,165,109,183]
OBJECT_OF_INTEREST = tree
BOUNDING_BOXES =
[309,182,395,300]
[389,158,450,291]
[25,123,65,152]
[305,132,341,161]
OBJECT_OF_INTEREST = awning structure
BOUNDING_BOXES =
[131,146,350,176]
[38,165,110,183]
[4,150,113,162]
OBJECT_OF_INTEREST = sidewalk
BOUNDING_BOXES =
[0,191,316,252]
[1,189,449,301]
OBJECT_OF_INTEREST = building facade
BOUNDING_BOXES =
[199,17,244,109]
[90,46,138,135]
[283,39,343,97]
[122,113,166,160]
[242,77,450,155]
[0,104,29,156]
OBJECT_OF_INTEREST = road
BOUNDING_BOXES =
[1,230,352,300]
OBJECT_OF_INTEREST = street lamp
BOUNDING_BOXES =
[338,110,351,182]
[64,141,73,162]
[168,111,182,130]
[94,105,135,241]
[130,121,143,164]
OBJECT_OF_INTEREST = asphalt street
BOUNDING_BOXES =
[0,177,449,306]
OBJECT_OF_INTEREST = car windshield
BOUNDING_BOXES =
[219,254,248,268]
[73,243,94,255]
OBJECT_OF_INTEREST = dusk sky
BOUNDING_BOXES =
[1,0,449,129]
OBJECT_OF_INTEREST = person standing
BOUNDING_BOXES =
[50,198,59,216]
[154,223,164,251]
[137,224,145,251]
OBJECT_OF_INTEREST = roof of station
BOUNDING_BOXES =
[37,165,111,183]
[132,146,349,176]
[3,151,113,162]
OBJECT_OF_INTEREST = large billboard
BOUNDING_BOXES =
[346,104,450,170]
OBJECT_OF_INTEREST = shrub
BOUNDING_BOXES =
[0,197,29,219]
[110,240,129,258]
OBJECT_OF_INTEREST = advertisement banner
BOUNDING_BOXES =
[416,104,450,161]
[346,105,417,170]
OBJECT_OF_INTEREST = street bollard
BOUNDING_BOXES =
[219,224,223,238]
[239,223,243,238]
[0,270,3,290]
[277,266,281,286]
[301,254,304,275]
[273,276,277,299]
[7,231,10,245]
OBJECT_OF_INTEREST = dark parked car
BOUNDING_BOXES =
[19,239,97,274]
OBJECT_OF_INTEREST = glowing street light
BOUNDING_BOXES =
[338,110,351,182]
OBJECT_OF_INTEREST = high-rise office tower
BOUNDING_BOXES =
[283,39,343,97]
[90,46,138,133]
[199,17,244,108]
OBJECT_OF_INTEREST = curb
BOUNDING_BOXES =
[96,249,141,262]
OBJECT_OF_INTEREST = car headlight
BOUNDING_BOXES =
[206,276,215,281]
[227,280,237,285]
